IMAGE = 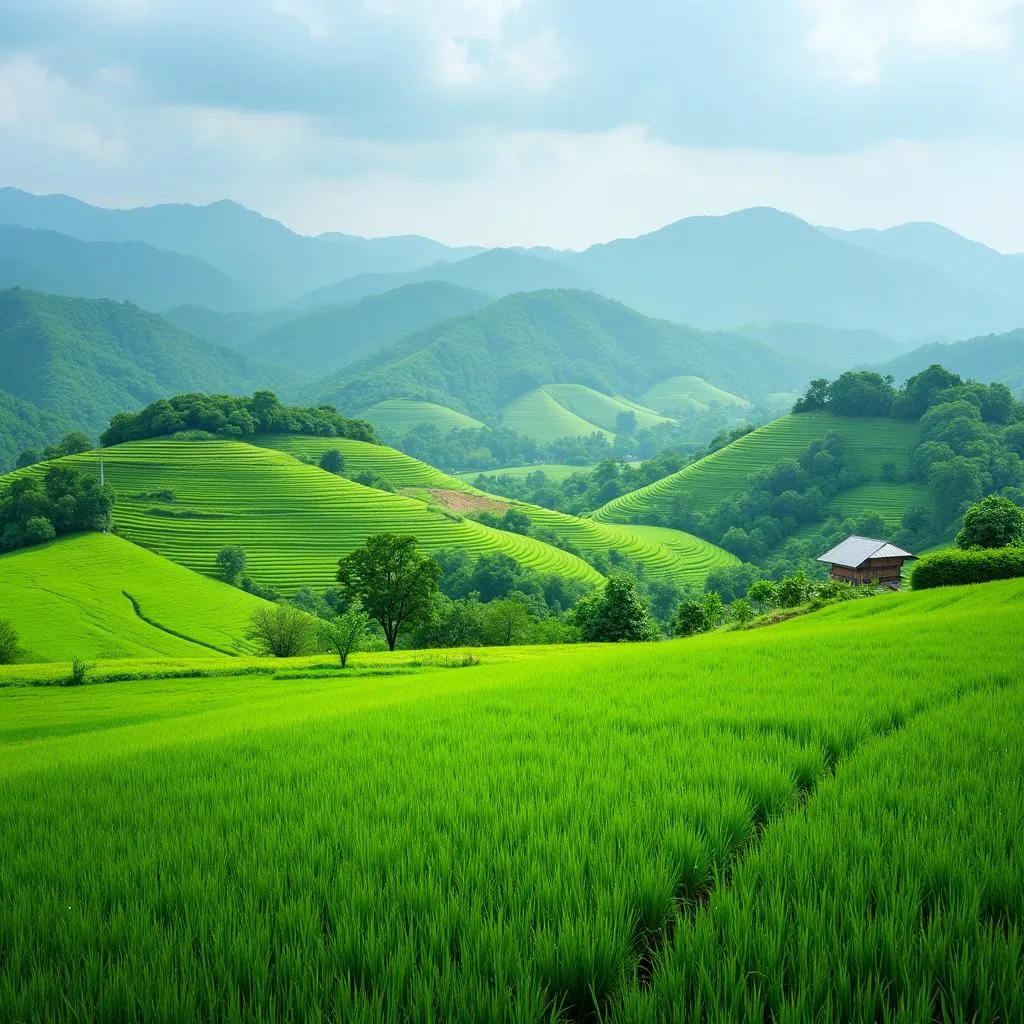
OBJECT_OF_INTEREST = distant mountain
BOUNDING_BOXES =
[824,222,1024,311]
[291,250,589,309]
[735,321,909,374]
[163,306,300,350]
[0,188,479,306]
[0,389,71,473]
[0,289,298,438]
[0,226,251,311]
[568,208,1024,341]
[314,289,810,421]
[246,282,493,375]
[877,328,1024,394]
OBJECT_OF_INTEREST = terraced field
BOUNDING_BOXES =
[456,464,595,485]
[361,398,486,436]
[640,375,750,414]
[7,442,601,592]
[0,533,267,661]
[541,385,673,433]
[502,389,615,442]
[595,414,922,524]
[826,481,933,529]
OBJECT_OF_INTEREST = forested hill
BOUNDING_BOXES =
[314,289,810,420]
[0,225,252,312]
[0,289,299,440]
[0,390,70,474]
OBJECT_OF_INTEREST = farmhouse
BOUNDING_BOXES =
[817,535,916,588]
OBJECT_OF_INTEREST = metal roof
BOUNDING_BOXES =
[817,535,917,569]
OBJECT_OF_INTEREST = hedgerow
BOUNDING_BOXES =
[910,546,1024,590]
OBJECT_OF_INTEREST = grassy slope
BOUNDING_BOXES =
[541,384,673,432]
[8,441,601,592]
[456,464,595,484]
[0,533,268,661]
[594,413,923,524]
[640,374,750,414]
[1,580,1020,1020]
[362,399,487,436]
[502,388,615,442]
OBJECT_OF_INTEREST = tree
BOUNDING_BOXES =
[793,379,831,413]
[319,449,345,475]
[216,545,247,585]
[336,534,442,651]
[23,516,56,546]
[483,595,535,646]
[245,603,316,658]
[0,619,23,665]
[746,580,778,614]
[673,600,709,637]
[956,495,1024,550]
[317,605,370,667]
[729,598,754,624]
[16,450,41,469]
[43,432,93,460]
[578,575,660,643]
[777,570,811,608]
[702,591,724,629]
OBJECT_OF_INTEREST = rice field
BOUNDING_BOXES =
[8,441,601,592]
[640,375,750,415]
[361,398,486,436]
[455,464,596,484]
[540,385,673,433]
[594,413,922,524]
[825,480,933,529]
[502,388,616,442]
[0,533,267,661]
[1,579,1020,1021]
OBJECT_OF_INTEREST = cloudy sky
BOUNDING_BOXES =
[1,0,1023,249]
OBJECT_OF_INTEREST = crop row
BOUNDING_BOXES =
[0,579,1020,1021]
[594,413,922,524]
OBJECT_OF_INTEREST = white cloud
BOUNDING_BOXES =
[802,0,1024,84]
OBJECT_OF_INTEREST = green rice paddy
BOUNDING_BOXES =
[1,579,1020,1021]
[9,441,601,592]
[361,398,487,435]
[594,413,922,524]
[455,464,596,484]
[0,533,267,661]
[825,480,933,529]
[502,388,617,442]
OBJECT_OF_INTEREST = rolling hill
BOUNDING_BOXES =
[243,282,493,375]
[640,376,750,415]
[6,440,602,593]
[877,328,1024,393]
[502,389,615,442]
[0,389,70,473]
[594,413,923,526]
[163,306,298,350]
[315,290,808,422]
[0,289,297,439]
[0,188,480,306]
[734,322,907,374]
[0,225,251,312]
[361,399,488,436]
[568,208,1024,341]
[291,249,590,308]
[0,532,269,662]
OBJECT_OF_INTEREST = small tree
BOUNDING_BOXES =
[23,516,56,546]
[246,603,316,657]
[702,591,725,630]
[216,545,247,585]
[0,620,23,665]
[579,575,660,643]
[956,495,1024,550]
[319,449,345,475]
[777,570,811,608]
[318,605,370,667]
[336,534,442,650]
[673,600,709,637]
[746,579,778,614]
[729,598,754,624]
[483,595,535,646]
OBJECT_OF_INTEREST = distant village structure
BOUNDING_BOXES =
[817,536,916,588]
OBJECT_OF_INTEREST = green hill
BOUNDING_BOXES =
[244,283,492,375]
[640,375,750,415]
[0,389,70,473]
[316,290,807,421]
[540,384,672,432]
[163,306,297,350]
[878,328,1024,394]
[502,388,615,442]
[0,225,251,311]
[0,533,268,662]
[9,440,601,593]
[0,289,297,439]
[734,322,905,374]
[360,399,487,436]
[595,413,922,524]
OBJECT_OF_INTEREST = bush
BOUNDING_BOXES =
[216,545,247,585]
[319,449,345,475]
[0,619,24,664]
[67,658,90,686]
[910,547,1024,590]
[956,495,1024,549]
[245,603,317,657]
[23,516,56,545]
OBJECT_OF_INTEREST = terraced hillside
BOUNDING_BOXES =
[7,442,601,592]
[640,375,750,414]
[826,481,932,530]
[502,389,614,442]
[540,385,673,432]
[595,413,922,525]
[0,533,267,661]
[361,399,486,436]
[457,464,594,484]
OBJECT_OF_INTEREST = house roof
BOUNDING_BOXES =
[817,535,917,569]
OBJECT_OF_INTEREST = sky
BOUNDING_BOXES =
[1,0,1023,250]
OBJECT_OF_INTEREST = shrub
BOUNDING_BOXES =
[910,547,1024,590]
[23,516,56,546]
[67,658,90,686]
[0,619,24,665]
[216,545,247,585]
[319,449,345,475]
[317,606,370,667]
[955,495,1024,550]
[245,604,317,658]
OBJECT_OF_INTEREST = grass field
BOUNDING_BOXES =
[541,384,673,433]
[640,375,750,414]
[594,413,923,524]
[502,388,616,442]
[0,533,268,661]
[361,398,487,436]
[5,441,601,592]
[1,580,1020,1021]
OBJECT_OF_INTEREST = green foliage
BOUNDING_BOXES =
[102,391,376,447]
[777,570,812,608]
[66,658,90,687]
[956,495,1024,549]
[317,606,370,668]
[910,547,1024,590]
[482,595,536,646]
[317,449,345,475]
[215,545,247,585]
[245,603,317,658]
[746,579,778,614]
[337,534,443,651]
[576,574,660,643]
[0,620,22,665]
